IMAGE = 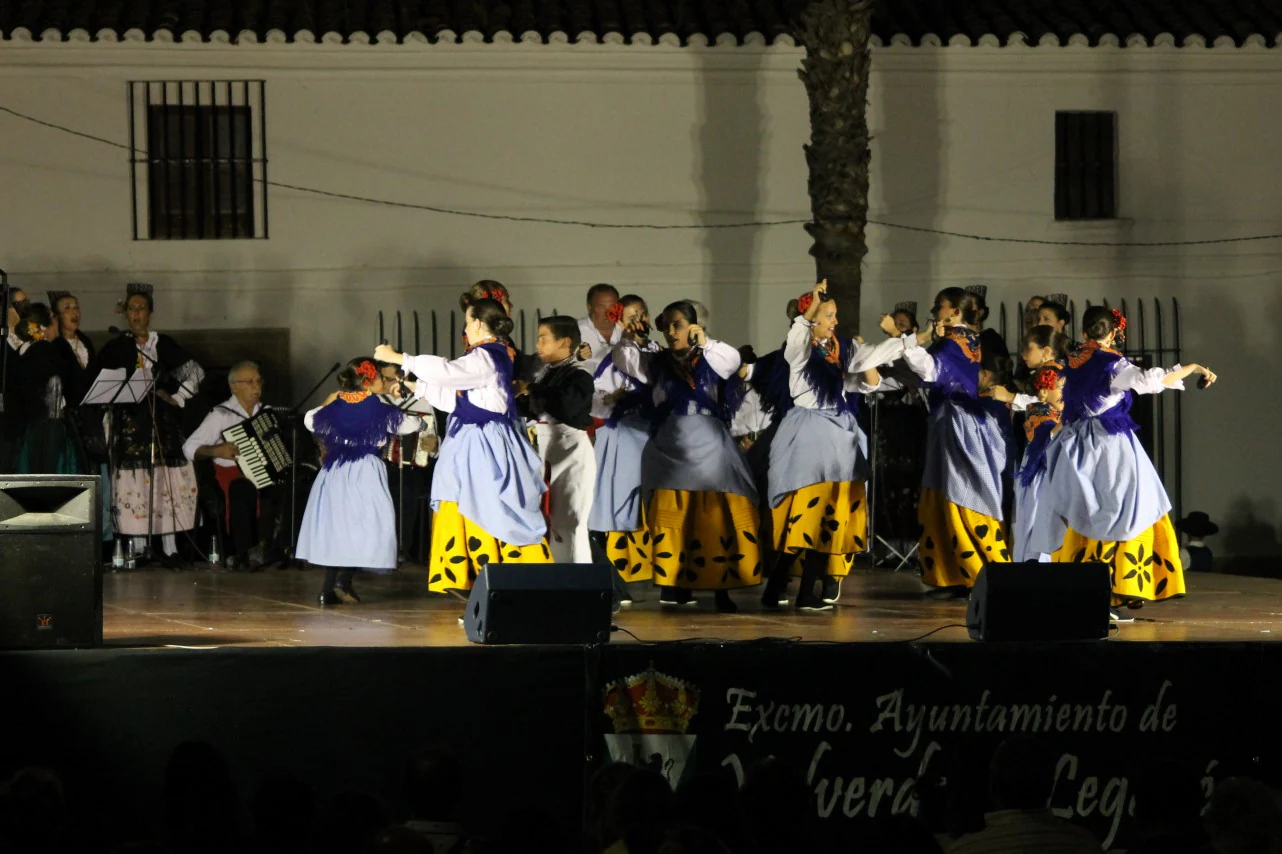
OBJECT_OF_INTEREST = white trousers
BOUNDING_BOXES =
[536,423,597,564]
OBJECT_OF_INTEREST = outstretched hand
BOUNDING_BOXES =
[373,344,400,364]
[989,386,1015,404]
[1198,365,1218,388]
[879,314,899,337]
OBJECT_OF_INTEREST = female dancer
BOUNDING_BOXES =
[375,297,550,596]
[891,287,1011,598]
[613,301,759,612]
[1011,366,1064,562]
[761,281,902,611]
[989,325,1069,562]
[297,357,423,605]
[590,295,658,592]
[1029,307,1216,621]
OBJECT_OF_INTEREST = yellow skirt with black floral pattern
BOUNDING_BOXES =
[428,501,552,593]
[1053,515,1185,605]
[918,488,1009,588]
[648,489,762,590]
[771,481,868,580]
[603,515,655,583]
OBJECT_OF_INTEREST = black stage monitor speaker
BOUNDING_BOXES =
[465,563,613,645]
[967,561,1111,642]
[0,475,103,649]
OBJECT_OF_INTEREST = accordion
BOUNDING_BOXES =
[222,409,292,488]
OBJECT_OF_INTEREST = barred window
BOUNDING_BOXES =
[1054,111,1117,221]
[129,81,268,240]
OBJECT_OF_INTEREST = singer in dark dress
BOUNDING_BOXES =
[94,283,204,552]
[9,302,86,475]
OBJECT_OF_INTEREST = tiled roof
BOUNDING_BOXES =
[4,0,1282,46]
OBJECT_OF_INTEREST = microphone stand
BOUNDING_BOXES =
[283,362,340,566]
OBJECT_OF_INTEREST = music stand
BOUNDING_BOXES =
[81,367,155,558]
[867,387,927,572]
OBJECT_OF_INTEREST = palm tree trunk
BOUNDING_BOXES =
[797,0,875,333]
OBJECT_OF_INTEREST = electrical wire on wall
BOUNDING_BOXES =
[4,103,1282,246]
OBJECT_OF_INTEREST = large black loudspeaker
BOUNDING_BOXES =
[465,563,613,644]
[967,561,1111,642]
[0,475,103,649]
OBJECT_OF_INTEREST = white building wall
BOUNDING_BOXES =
[1,39,1279,557]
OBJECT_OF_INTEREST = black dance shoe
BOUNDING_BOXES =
[821,576,842,604]
[714,590,738,614]
[317,591,343,606]
[796,590,834,612]
[335,586,361,604]
[160,553,187,571]
[659,588,696,607]
[760,574,792,610]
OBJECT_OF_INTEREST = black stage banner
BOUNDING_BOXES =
[589,641,1274,850]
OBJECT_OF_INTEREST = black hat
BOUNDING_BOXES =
[894,301,917,315]
[126,282,154,298]
[1177,511,1219,538]
[47,290,74,309]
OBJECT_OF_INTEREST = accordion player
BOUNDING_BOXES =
[183,362,286,569]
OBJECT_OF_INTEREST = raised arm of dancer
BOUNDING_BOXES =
[700,337,742,380]
[611,338,652,384]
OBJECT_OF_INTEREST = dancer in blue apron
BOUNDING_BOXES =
[376,297,551,597]
[297,358,424,605]
[760,280,905,611]
[590,295,658,592]
[612,300,759,612]
[1029,306,1217,622]
[892,287,1012,598]
[990,325,1069,562]
[1009,366,1064,562]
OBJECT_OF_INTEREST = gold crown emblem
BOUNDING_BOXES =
[604,662,699,735]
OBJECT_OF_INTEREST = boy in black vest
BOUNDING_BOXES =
[518,316,596,563]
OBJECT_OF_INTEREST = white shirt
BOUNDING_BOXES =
[612,338,740,416]
[1090,357,1182,415]
[65,335,89,369]
[591,339,659,419]
[730,387,772,437]
[784,316,908,409]
[128,331,201,407]
[402,348,511,415]
[183,395,262,468]
[578,316,622,375]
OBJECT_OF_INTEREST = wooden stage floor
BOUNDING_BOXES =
[101,566,1282,648]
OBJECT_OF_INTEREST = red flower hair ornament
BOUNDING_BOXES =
[797,293,815,314]
[355,360,378,385]
[1034,367,1060,392]
[1112,309,1127,339]
[606,302,625,325]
